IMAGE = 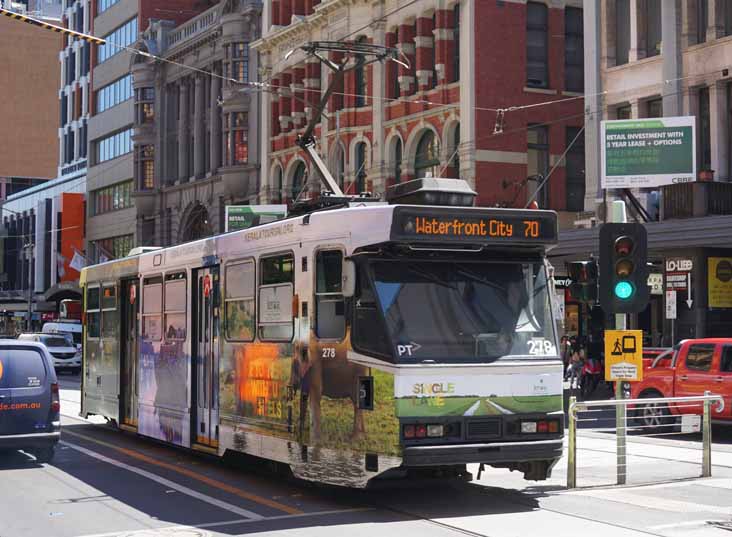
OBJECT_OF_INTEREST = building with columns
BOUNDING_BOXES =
[85,0,209,263]
[552,0,732,349]
[253,0,584,224]
[131,0,261,246]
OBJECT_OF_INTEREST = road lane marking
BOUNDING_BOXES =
[61,440,266,520]
[73,508,374,537]
[62,429,303,515]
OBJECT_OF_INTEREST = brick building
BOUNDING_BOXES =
[0,3,61,180]
[253,0,584,224]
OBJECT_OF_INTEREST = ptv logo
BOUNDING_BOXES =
[397,342,422,356]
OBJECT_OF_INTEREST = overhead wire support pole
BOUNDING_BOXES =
[286,41,406,198]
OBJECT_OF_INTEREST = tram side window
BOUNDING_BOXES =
[142,277,163,341]
[164,273,186,341]
[101,284,117,338]
[259,253,294,341]
[86,286,100,338]
[225,260,255,341]
[352,265,392,360]
[315,250,345,339]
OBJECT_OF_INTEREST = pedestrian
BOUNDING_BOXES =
[560,336,571,371]
[566,344,583,389]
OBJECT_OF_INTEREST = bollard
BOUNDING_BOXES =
[616,382,626,485]
[703,390,712,478]
[567,396,577,489]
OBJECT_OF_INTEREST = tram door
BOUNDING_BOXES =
[120,279,139,427]
[192,266,220,448]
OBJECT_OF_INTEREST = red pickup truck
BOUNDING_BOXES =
[629,338,732,429]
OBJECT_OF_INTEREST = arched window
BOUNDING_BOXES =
[452,4,460,83]
[355,142,367,193]
[334,144,345,189]
[394,138,403,184]
[414,130,440,179]
[291,161,306,201]
[181,204,212,242]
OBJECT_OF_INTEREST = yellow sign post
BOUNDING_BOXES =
[604,329,643,382]
[709,257,732,308]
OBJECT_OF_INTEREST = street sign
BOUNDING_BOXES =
[665,290,677,319]
[665,257,692,292]
[601,116,696,189]
[647,273,663,295]
[708,257,732,308]
[604,329,643,382]
[225,205,287,232]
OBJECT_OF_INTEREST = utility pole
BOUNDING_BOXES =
[25,234,33,332]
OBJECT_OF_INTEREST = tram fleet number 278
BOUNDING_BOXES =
[80,200,564,487]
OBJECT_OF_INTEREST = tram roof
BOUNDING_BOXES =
[80,203,558,283]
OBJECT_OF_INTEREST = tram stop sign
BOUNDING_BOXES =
[604,329,643,382]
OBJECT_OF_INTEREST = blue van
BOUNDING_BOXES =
[0,341,61,462]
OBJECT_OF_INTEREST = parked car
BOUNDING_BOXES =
[42,320,82,352]
[629,338,732,430]
[16,333,81,375]
[0,340,60,462]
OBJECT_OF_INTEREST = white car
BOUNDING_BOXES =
[42,321,83,353]
[17,333,81,374]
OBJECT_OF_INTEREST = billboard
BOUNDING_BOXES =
[601,116,696,189]
[225,205,287,232]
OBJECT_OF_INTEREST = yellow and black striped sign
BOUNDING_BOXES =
[0,6,106,45]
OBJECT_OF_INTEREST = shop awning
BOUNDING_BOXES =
[550,215,732,259]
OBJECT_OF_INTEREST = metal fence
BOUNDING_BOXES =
[567,392,724,489]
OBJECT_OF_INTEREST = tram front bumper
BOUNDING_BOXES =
[402,438,563,467]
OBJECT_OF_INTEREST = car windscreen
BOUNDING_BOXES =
[363,259,557,363]
[0,349,47,389]
[40,335,73,348]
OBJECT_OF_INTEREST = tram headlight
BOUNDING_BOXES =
[521,421,538,434]
[427,424,444,438]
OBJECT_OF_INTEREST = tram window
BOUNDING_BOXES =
[86,286,100,339]
[164,273,186,340]
[259,253,294,341]
[101,285,117,338]
[260,254,294,285]
[315,250,345,339]
[225,260,255,341]
[142,277,163,341]
[352,265,392,359]
[101,285,116,309]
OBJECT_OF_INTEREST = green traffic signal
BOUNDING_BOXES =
[614,280,634,300]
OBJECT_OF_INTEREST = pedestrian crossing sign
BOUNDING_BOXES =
[604,329,643,382]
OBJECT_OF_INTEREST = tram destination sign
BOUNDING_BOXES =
[390,207,558,245]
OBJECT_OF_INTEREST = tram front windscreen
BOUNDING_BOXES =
[357,259,557,364]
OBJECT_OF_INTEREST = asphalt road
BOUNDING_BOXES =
[2,373,732,537]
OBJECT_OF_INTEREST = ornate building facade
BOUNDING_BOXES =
[253,0,584,225]
[132,0,262,246]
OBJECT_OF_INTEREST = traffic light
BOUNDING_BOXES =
[599,223,649,314]
[566,260,598,303]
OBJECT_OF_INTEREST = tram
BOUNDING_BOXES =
[79,178,564,487]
